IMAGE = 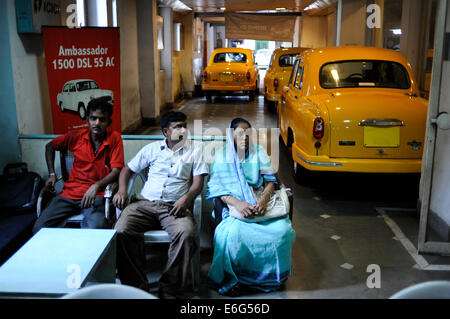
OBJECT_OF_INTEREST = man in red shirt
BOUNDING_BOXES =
[32,97,124,233]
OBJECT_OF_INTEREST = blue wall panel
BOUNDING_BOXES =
[0,1,21,171]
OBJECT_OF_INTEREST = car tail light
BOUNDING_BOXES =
[313,117,324,139]
[246,71,251,81]
[274,78,279,88]
[203,71,208,82]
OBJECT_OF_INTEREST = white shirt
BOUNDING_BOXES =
[127,140,209,202]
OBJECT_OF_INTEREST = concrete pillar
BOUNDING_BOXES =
[339,0,366,46]
[137,0,160,122]
[293,16,301,47]
[373,0,384,48]
[116,0,141,133]
[400,0,422,74]
[160,6,173,106]
[335,0,342,46]
[418,0,450,249]
[85,0,108,26]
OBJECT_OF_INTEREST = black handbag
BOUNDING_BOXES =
[0,163,44,214]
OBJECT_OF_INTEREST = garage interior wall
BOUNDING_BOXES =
[0,0,21,170]
[117,0,142,134]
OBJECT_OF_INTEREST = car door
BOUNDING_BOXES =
[283,59,304,144]
[280,59,299,136]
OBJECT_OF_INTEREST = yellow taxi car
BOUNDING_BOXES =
[264,47,309,110]
[202,48,259,102]
[279,46,428,182]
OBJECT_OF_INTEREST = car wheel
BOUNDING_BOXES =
[78,103,86,120]
[249,91,255,102]
[293,161,310,184]
[205,93,212,103]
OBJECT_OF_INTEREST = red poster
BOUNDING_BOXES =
[43,27,121,134]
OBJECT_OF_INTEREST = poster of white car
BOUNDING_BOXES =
[57,79,114,120]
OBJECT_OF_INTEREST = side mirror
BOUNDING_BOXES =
[282,86,290,94]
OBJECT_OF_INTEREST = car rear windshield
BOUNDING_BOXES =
[213,52,247,63]
[320,60,411,89]
[77,81,99,91]
[278,54,298,67]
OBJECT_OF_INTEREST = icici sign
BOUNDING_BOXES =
[33,0,61,15]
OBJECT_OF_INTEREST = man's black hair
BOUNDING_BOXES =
[87,96,113,118]
[160,111,187,130]
[230,117,252,130]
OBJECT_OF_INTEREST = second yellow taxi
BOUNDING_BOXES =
[202,48,259,102]
[264,47,309,110]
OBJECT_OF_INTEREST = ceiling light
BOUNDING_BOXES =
[391,29,402,35]
[276,7,286,10]
[220,7,226,10]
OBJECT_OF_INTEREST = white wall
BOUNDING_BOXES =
[7,0,53,135]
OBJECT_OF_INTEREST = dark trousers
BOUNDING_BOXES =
[32,195,108,234]
[114,199,197,294]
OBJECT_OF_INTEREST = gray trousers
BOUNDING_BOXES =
[114,199,197,294]
[32,195,108,234]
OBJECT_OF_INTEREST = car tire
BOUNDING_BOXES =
[293,161,310,184]
[205,93,212,103]
[249,91,255,102]
[78,103,86,120]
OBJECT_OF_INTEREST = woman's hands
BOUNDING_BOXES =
[223,191,272,220]
[254,192,271,216]
[235,195,270,219]
[234,200,256,218]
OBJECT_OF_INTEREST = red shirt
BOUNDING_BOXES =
[52,129,124,200]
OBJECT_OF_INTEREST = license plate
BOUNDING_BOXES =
[363,126,400,147]
[220,74,234,82]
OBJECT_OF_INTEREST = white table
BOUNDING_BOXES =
[0,228,116,298]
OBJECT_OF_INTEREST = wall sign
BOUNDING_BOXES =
[225,12,297,42]
[43,27,121,134]
[16,0,62,33]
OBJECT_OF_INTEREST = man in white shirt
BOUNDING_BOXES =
[113,111,209,299]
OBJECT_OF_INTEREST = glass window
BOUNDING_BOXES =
[320,60,411,89]
[289,60,299,86]
[279,54,298,67]
[294,63,304,90]
[76,80,99,91]
[213,52,247,63]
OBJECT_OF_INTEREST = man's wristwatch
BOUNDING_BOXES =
[49,173,56,176]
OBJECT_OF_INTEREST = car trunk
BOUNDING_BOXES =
[311,90,427,159]
[209,63,250,86]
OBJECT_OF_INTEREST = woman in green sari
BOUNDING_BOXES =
[206,118,296,296]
